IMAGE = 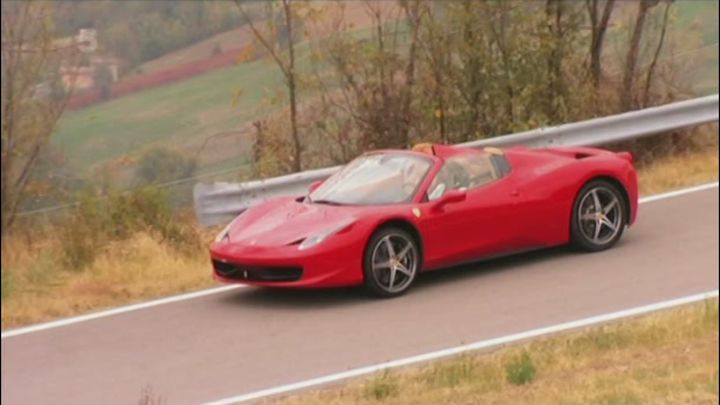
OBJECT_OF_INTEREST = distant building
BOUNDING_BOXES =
[57,29,122,92]
[60,66,95,91]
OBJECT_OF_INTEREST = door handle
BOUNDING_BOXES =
[510,190,520,197]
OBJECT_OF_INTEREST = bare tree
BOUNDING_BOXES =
[312,1,423,151]
[448,1,492,140]
[418,4,451,143]
[621,0,661,110]
[397,0,424,147]
[234,0,302,172]
[642,0,673,107]
[1,1,79,243]
[545,0,565,121]
[586,0,616,88]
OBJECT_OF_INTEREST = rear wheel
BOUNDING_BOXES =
[571,180,627,251]
[363,228,419,298]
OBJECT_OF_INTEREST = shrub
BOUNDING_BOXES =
[134,148,197,186]
[58,187,200,271]
[94,64,114,100]
[106,188,200,251]
[505,351,536,386]
[59,214,101,271]
[59,192,106,270]
[105,188,173,239]
[364,371,399,401]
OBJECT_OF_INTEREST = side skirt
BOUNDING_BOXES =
[421,245,557,272]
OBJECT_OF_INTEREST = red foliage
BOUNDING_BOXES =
[67,47,249,110]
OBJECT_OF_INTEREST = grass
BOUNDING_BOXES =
[636,141,719,195]
[267,298,719,405]
[1,145,718,329]
[54,57,283,173]
[0,230,216,329]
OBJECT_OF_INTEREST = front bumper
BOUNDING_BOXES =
[209,238,365,288]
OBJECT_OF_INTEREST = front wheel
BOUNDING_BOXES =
[363,228,420,298]
[571,180,627,252]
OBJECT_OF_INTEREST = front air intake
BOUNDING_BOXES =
[212,260,303,282]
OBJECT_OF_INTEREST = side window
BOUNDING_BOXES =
[427,165,456,201]
[427,153,501,201]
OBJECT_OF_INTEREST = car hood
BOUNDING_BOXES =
[226,197,358,247]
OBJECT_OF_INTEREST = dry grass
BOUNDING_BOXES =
[0,231,216,328]
[1,145,717,329]
[269,299,720,405]
[637,143,719,195]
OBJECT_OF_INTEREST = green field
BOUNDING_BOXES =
[52,0,719,179]
[54,55,283,172]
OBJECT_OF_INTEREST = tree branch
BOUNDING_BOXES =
[233,0,290,79]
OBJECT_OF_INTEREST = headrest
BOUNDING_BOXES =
[483,147,504,155]
[411,143,436,155]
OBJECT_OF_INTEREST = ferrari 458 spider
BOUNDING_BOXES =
[210,143,638,297]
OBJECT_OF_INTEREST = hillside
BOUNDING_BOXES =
[131,1,398,77]
[53,1,399,178]
[131,26,254,76]
[51,0,718,183]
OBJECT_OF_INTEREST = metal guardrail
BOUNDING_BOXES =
[459,94,719,148]
[194,94,719,227]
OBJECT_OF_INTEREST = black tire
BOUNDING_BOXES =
[571,179,627,252]
[363,227,420,298]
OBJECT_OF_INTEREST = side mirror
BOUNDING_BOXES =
[308,180,323,194]
[431,189,466,211]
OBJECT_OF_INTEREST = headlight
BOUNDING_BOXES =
[214,216,240,243]
[298,218,356,250]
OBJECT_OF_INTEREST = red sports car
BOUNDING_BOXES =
[209,143,638,297]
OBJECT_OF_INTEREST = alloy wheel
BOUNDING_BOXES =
[370,233,418,294]
[577,186,623,246]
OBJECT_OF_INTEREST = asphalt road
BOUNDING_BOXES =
[2,187,718,405]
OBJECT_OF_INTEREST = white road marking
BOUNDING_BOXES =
[1,285,242,339]
[638,181,718,203]
[2,181,717,339]
[202,290,719,405]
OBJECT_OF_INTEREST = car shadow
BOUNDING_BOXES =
[413,245,574,290]
[218,244,589,309]
[219,285,369,309]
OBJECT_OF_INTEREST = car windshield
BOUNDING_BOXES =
[308,153,432,205]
